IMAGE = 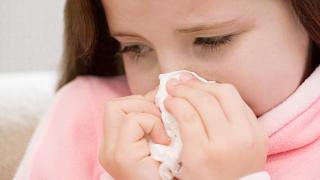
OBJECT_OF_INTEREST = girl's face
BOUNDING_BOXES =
[102,0,311,116]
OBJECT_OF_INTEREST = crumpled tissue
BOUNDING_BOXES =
[149,70,210,180]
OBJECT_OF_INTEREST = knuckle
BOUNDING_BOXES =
[220,83,238,94]
[125,113,141,123]
[188,112,199,122]
[204,94,219,105]
[193,90,207,100]
[104,98,118,111]
[186,79,202,86]
[169,97,182,108]
[176,103,198,122]
[180,111,198,122]
[104,101,118,120]
[125,113,135,120]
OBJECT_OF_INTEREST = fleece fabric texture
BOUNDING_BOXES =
[14,65,320,180]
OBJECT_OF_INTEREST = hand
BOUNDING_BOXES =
[164,73,268,180]
[99,86,170,180]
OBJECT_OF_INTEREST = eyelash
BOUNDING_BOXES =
[194,34,233,52]
[118,34,233,60]
[119,44,151,58]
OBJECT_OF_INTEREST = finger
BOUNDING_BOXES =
[107,97,161,117]
[166,79,229,140]
[164,96,208,145]
[183,79,255,127]
[115,92,155,103]
[180,72,253,124]
[120,112,170,145]
[117,86,159,102]
[103,98,161,155]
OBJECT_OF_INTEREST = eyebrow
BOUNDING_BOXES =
[176,18,242,34]
[111,32,143,38]
[111,17,242,38]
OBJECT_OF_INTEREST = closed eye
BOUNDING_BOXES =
[194,34,233,52]
[118,44,152,56]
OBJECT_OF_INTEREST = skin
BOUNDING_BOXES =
[99,0,311,179]
[99,77,268,179]
[103,0,310,116]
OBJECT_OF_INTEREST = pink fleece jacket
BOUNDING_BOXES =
[14,65,320,180]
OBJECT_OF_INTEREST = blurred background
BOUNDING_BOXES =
[0,0,65,179]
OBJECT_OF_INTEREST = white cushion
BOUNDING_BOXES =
[0,71,58,179]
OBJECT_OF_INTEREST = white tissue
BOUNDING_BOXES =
[149,70,210,180]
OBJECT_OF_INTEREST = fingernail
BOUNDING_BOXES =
[180,73,195,82]
[167,79,181,88]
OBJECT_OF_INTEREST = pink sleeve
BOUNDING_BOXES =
[14,76,128,180]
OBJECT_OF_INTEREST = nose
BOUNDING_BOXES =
[156,49,193,74]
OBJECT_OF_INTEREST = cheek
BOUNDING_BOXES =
[232,68,305,117]
[123,60,160,95]
[216,13,310,116]
[222,37,309,116]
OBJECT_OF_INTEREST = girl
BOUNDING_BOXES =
[15,0,320,179]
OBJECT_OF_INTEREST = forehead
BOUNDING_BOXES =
[102,0,252,35]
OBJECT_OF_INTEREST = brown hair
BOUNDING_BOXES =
[56,0,320,91]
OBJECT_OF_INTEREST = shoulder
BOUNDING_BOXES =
[56,75,130,101]
[51,75,130,125]
[55,75,131,112]
[14,75,131,179]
